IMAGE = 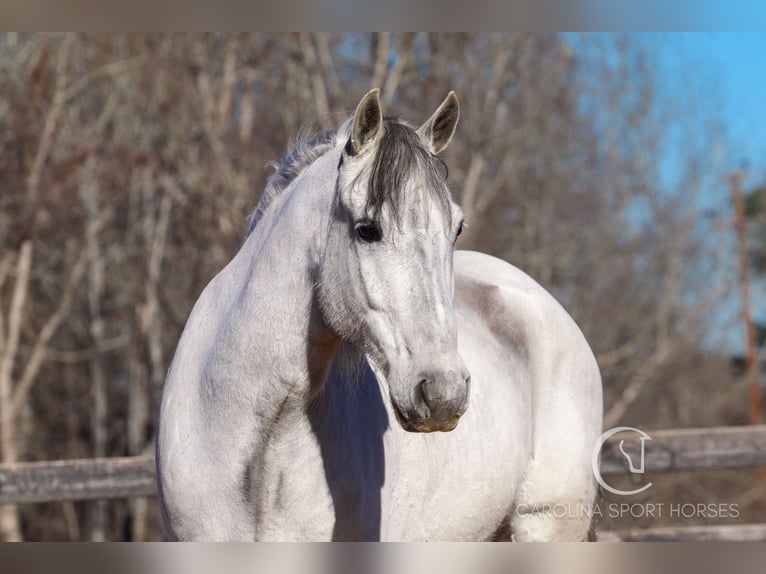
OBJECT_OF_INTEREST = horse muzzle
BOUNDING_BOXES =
[391,365,471,433]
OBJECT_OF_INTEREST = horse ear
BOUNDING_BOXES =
[418,91,460,154]
[348,88,382,156]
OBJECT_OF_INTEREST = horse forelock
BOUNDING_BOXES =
[361,117,452,228]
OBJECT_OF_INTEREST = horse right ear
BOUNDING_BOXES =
[418,91,459,154]
[347,88,382,156]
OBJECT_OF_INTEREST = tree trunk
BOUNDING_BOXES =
[80,160,109,541]
[0,243,33,541]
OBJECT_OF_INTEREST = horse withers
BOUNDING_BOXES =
[156,89,603,541]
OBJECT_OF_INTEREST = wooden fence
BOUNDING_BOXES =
[1,424,765,540]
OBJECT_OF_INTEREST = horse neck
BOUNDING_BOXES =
[237,146,343,400]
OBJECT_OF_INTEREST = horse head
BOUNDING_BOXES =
[319,89,470,432]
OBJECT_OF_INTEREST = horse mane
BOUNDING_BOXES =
[247,120,347,235]
[247,115,451,235]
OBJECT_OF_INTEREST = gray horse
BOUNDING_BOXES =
[156,89,603,541]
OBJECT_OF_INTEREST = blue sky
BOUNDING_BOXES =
[673,34,766,352]
[694,33,766,178]
[653,33,766,189]
[568,33,766,353]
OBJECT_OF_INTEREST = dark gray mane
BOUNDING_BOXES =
[248,125,340,234]
[248,116,451,235]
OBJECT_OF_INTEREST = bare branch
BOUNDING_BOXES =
[238,68,257,144]
[475,148,516,216]
[314,33,341,104]
[459,155,486,230]
[381,34,414,105]
[0,242,33,396]
[0,252,15,351]
[217,34,239,132]
[299,33,332,131]
[370,33,390,91]
[603,340,677,428]
[483,34,511,112]
[11,249,88,412]
[41,334,132,363]
[0,252,13,291]
[60,57,146,105]
[194,41,217,131]
[26,34,72,204]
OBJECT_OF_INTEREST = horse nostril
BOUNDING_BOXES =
[417,379,431,418]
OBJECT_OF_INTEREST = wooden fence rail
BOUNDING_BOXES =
[0,457,155,504]
[1,425,765,505]
[598,424,766,474]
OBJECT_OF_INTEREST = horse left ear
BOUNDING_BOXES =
[418,91,460,154]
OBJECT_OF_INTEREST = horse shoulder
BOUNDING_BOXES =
[453,249,601,446]
[454,250,598,374]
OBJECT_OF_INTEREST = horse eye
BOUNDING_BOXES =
[355,220,382,243]
[455,220,464,239]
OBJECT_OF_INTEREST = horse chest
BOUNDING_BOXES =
[251,389,527,541]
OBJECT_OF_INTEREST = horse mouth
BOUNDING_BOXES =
[390,397,460,433]
[391,400,419,432]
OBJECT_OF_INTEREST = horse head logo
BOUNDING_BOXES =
[592,426,652,496]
